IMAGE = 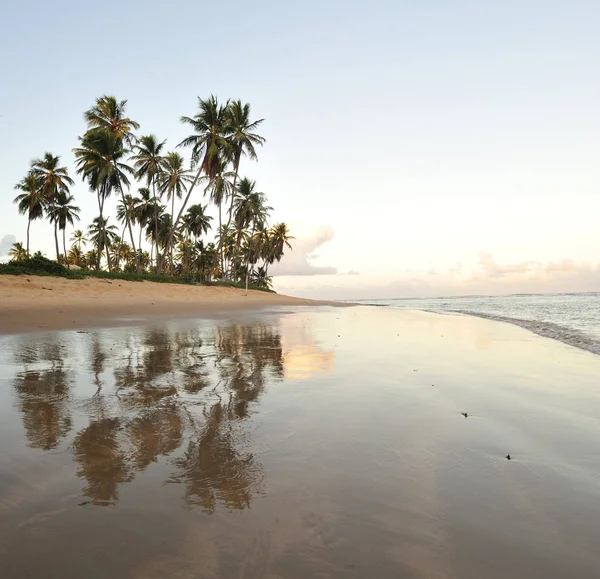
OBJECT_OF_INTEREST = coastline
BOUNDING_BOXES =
[375,303,600,357]
[0,275,345,335]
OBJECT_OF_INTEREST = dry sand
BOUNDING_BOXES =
[0,275,340,334]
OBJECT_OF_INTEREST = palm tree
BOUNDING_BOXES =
[268,222,294,274]
[74,130,132,270]
[145,208,171,259]
[84,95,140,146]
[116,194,139,268]
[132,135,167,271]
[223,100,265,232]
[133,188,154,259]
[48,192,81,265]
[30,153,74,261]
[170,96,230,269]
[67,245,84,267]
[85,249,98,270]
[254,227,272,272]
[9,242,27,262]
[109,239,132,271]
[232,178,272,293]
[206,160,236,273]
[13,172,44,256]
[183,204,213,240]
[158,151,193,269]
[70,229,88,252]
[88,216,118,269]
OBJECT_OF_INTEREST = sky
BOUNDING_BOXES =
[1,0,599,299]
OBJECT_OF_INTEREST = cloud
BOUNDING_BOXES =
[270,228,337,276]
[274,253,600,300]
[477,252,537,278]
[0,234,16,256]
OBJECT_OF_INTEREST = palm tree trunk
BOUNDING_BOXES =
[170,192,176,272]
[97,192,111,272]
[62,228,69,269]
[54,222,60,262]
[244,225,255,296]
[138,225,143,270]
[221,156,240,279]
[152,178,160,274]
[223,156,240,234]
[218,202,223,277]
[26,217,31,257]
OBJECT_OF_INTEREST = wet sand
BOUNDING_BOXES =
[0,275,339,334]
[1,307,600,578]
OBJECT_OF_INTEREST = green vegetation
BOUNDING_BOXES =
[10,95,294,293]
[0,255,274,292]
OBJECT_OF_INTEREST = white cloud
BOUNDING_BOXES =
[274,253,600,300]
[270,227,337,276]
[0,234,16,256]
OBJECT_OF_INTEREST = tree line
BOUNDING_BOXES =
[12,95,294,290]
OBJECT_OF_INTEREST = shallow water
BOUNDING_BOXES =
[367,293,600,356]
[1,307,600,578]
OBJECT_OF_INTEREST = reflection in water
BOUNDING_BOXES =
[13,341,72,450]
[280,317,336,381]
[169,402,263,513]
[9,319,331,509]
[7,308,600,578]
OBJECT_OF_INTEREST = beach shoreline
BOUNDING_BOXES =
[0,275,346,335]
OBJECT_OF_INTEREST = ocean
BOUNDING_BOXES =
[362,292,600,356]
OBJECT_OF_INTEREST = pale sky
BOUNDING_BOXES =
[1,0,599,299]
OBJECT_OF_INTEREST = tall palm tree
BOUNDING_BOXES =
[232,178,272,293]
[223,100,265,231]
[13,172,44,256]
[81,95,138,254]
[30,153,74,261]
[132,135,167,271]
[233,178,271,234]
[84,95,140,147]
[70,229,87,252]
[88,216,118,270]
[48,192,81,265]
[182,204,213,240]
[158,151,193,269]
[116,194,138,267]
[170,96,230,268]
[74,130,132,271]
[9,242,27,262]
[268,222,294,274]
[145,208,171,258]
[206,159,236,273]
[133,187,154,258]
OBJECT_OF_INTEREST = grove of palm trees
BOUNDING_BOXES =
[10,95,294,291]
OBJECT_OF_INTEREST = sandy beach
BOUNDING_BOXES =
[0,275,339,334]
[1,305,600,578]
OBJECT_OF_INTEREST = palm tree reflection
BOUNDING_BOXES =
[10,318,329,510]
[12,341,72,450]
